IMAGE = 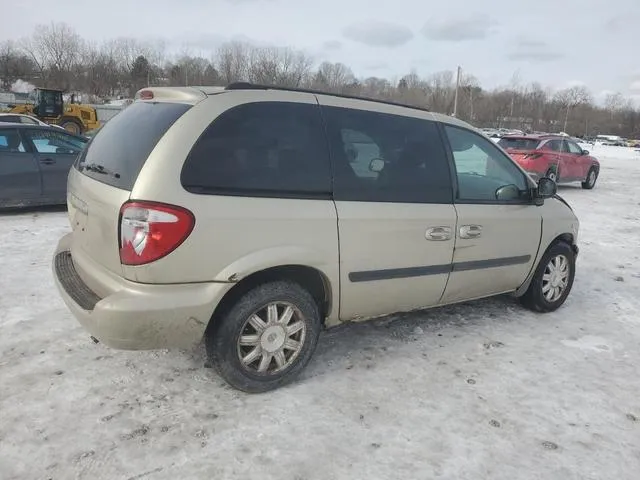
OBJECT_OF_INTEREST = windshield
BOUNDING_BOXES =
[498,138,541,150]
[76,101,191,190]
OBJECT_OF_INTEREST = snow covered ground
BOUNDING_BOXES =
[1,146,639,480]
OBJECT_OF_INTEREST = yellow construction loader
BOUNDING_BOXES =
[7,88,100,135]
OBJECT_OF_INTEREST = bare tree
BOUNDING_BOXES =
[0,41,37,90]
[604,92,625,120]
[214,42,250,84]
[311,61,355,92]
[554,85,592,132]
[424,70,454,113]
[6,24,640,138]
[22,22,83,89]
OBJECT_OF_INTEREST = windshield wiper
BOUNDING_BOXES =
[80,162,121,179]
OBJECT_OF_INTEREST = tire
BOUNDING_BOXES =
[545,167,559,183]
[59,117,83,135]
[207,281,322,393]
[581,166,598,189]
[519,242,576,313]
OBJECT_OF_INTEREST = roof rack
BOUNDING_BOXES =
[225,82,430,113]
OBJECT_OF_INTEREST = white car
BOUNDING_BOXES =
[0,113,65,130]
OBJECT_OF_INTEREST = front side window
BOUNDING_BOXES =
[444,125,529,203]
[25,129,86,154]
[181,102,331,197]
[0,128,26,153]
[566,141,583,154]
[547,139,567,152]
[322,106,452,203]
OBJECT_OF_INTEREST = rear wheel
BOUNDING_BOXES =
[581,166,598,189]
[206,281,322,393]
[545,166,559,183]
[59,117,83,135]
[519,242,575,313]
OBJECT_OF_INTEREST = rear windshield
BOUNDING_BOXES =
[497,137,541,151]
[76,101,191,190]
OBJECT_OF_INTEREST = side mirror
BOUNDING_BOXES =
[537,177,557,199]
[495,184,521,201]
[581,149,589,155]
[368,158,385,173]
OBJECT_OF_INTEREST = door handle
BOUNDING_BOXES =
[459,225,482,239]
[40,158,56,165]
[425,226,452,241]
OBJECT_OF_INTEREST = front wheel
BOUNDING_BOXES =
[581,167,598,189]
[59,117,83,135]
[519,242,576,313]
[545,167,559,183]
[206,281,322,393]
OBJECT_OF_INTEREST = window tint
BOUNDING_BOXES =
[566,141,583,154]
[77,101,191,190]
[26,129,86,154]
[550,139,569,152]
[0,128,26,153]
[20,116,39,125]
[497,137,541,150]
[322,106,452,203]
[181,102,331,198]
[444,125,529,203]
[0,115,20,123]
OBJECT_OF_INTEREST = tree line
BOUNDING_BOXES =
[1,23,639,138]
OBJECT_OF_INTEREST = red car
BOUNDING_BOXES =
[498,135,600,189]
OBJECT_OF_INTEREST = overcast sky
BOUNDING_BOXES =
[3,0,639,100]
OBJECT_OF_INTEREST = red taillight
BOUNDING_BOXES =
[139,90,154,100]
[119,201,194,266]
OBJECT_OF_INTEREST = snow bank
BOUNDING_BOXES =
[585,144,640,161]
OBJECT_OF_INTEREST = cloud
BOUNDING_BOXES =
[507,38,563,62]
[322,40,342,51]
[365,62,389,71]
[343,21,414,47]
[422,15,498,41]
[630,80,640,92]
[603,14,634,32]
[566,80,586,88]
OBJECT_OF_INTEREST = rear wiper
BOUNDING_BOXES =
[80,162,121,179]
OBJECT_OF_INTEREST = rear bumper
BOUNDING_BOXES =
[52,233,233,350]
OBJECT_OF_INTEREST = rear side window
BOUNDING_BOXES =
[77,102,191,190]
[25,129,86,154]
[181,102,331,198]
[497,137,541,150]
[322,106,452,203]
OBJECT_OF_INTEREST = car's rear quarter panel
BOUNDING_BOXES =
[127,91,341,318]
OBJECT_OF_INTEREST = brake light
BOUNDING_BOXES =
[119,201,194,266]
[138,90,154,100]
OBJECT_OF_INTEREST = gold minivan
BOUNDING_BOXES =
[53,84,580,392]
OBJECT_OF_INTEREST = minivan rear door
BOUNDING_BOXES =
[67,101,192,275]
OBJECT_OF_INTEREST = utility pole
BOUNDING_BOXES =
[453,65,461,117]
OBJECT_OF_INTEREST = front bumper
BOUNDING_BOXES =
[52,233,232,350]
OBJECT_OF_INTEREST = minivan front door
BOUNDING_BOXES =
[318,98,457,320]
[441,124,541,304]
